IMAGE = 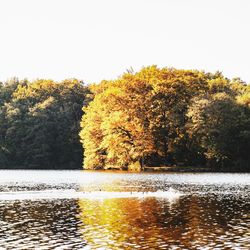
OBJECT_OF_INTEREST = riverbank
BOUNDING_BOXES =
[95,165,249,173]
[143,166,249,173]
[0,166,248,173]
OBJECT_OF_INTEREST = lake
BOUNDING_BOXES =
[0,170,249,249]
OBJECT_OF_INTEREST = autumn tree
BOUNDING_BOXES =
[80,76,155,170]
[80,66,249,171]
[80,66,209,170]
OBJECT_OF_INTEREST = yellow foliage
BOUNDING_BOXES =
[79,66,231,170]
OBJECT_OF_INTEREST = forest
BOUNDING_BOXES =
[0,66,250,171]
[0,78,90,169]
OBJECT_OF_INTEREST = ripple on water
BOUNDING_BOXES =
[0,171,249,249]
[0,199,87,249]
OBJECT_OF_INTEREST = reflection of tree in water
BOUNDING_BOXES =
[78,197,182,249]
[179,196,250,249]
[0,199,86,249]
[78,196,249,249]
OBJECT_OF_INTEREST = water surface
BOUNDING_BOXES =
[0,170,249,249]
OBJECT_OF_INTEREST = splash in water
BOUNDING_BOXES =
[0,188,182,201]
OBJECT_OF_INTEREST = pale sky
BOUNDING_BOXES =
[0,0,250,84]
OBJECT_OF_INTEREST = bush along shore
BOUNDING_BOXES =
[1,66,250,172]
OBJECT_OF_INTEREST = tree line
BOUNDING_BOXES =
[0,78,90,169]
[0,66,249,171]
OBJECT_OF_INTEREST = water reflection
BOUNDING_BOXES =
[0,171,249,249]
[78,195,249,249]
[0,199,86,249]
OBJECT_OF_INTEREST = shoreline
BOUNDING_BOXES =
[143,166,250,173]
[0,167,249,173]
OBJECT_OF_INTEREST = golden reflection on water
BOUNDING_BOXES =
[0,171,249,249]
[77,195,250,249]
[78,197,183,249]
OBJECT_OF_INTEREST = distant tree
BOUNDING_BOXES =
[0,78,90,169]
[187,92,250,170]
[0,78,22,167]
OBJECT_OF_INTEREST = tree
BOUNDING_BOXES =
[80,66,249,171]
[0,78,90,169]
[186,92,250,170]
[80,66,209,170]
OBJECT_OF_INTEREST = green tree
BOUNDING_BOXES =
[187,92,250,170]
[0,78,90,169]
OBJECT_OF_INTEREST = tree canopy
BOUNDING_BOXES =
[80,66,250,171]
[0,78,90,169]
[1,66,249,171]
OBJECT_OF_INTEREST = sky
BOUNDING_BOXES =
[0,0,250,84]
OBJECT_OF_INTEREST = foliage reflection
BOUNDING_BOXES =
[78,195,249,249]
